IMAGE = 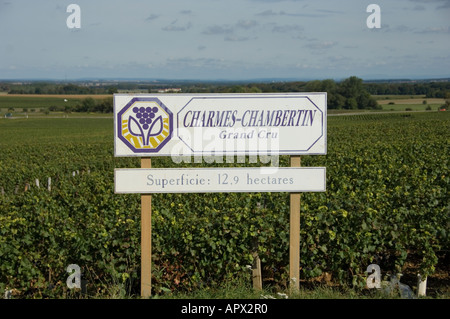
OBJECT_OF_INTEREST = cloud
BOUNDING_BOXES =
[409,0,450,9]
[256,9,277,16]
[384,24,415,33]
[145,14,159,21]
[202,25,233,35]
[224,35,253,42]
[162,21,192,31]
[393,25,414,32]
[304,41,337,50]
[236,20,258,29]
[165,57,229,69]
[437,0,450,9]
[283,12,326,17]
[256,9,335,18]
[271,24,304,33]
[412,5,426,10]
[316,9,344,14]
[203,20,258,35]
[202,20,259,40]
[415,26,450,33]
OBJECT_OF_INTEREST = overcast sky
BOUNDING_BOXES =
[1,0,449,81]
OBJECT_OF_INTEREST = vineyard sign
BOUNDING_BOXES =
[114,93,326,156]
[113,93,327,297]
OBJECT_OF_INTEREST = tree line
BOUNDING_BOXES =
[184,76,379,110]
[47,97,113,113]
[6,83,117,95]
[2,76,449,111]
[364,81,450,98]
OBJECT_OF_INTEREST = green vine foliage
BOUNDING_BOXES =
[0,112,448,297]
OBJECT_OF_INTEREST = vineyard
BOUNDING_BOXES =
[0,111,448,298]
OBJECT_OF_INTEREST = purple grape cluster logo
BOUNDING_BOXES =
[117,97,173,153]
[133,106,158,131]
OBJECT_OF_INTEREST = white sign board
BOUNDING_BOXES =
[114,167,326,193]
[114,93,326,157]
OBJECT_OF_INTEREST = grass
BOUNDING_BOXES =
[156,285,369,300]
[0,96,82,110]
[150,274,450,300]
[0,94,111,112]
[373,94,445,112]
[100,278,447,300]
[382,104,442,112]
[0,117,113,146]
[90,266,449,300]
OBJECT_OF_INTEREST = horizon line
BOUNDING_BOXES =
[1,76,450,84]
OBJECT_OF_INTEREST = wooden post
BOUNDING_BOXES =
[141,158,152,298]
[290,155,301,291]
[252,255,262,291]
[252,202,263,291]
[252,253,262,291]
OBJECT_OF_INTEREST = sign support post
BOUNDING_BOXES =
[141,158,152,298]
[289,155,301,292]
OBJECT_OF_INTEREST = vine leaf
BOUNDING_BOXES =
[147,115,163,143]
[128,116,144,139]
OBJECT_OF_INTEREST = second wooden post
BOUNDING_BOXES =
[289,155,301,292]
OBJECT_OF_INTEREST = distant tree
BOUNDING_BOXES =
[247,86,262,93]
[64,105,73,113]
[338,76,379,109]
[76,97,96,112]
[346,97,358,109]
[331,94,346,109]
[108,87,118,94]
[339,76,364,98]
[229,85,246,93]
[440,95,450,110]
[94,98,113,113]
[305,80,323,92]
[48,105,59,112]
[306,79,343,109]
